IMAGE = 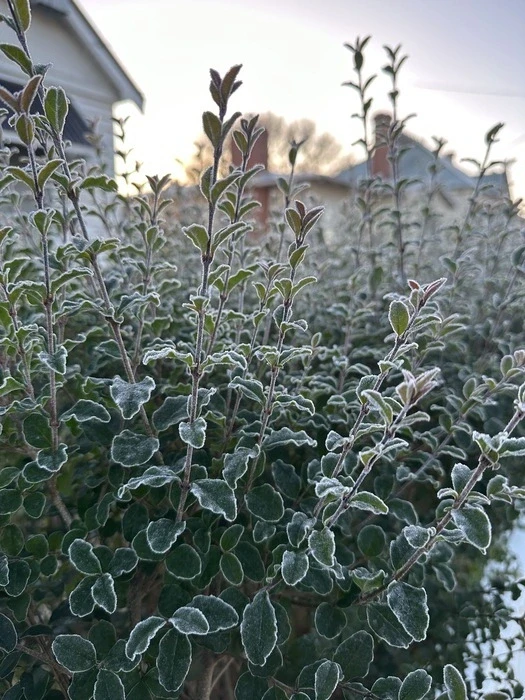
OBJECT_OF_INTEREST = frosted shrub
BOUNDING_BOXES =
[0,4,524,699]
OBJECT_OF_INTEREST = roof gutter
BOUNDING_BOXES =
[33,0,144,111]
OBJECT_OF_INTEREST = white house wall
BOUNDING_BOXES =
[0,2,119,172]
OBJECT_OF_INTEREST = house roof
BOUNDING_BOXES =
[32,0,144,110]
[335,132,509,196]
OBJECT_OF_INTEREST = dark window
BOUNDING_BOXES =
[0,79,91,145]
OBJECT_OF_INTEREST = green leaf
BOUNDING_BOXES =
[80,175,118,192]
[44,86,69,134]
[143,346,193,365]
[111,430,159,467]
[281,550,309,586]
[272,460,301,499]
[443,664,467,700]
[26,534,48,559]
[13,0,31,31]
[211,176,242,208]
[125,617,165,661]
[88,620,116,658]
[92,574,117,614]
[366,603,412,648]
[229,377,265,404]
[0,526,24,558]
[146,519,185,554]
[235,672,268,699]
[23,491,45,518]
[0,555,8,586]
[434,562,456,592]
[166,544,202,580]
[179,417,207,448]
[169,606,209,635]
[182,223,208,253]
[110,376,155,420]
[0,613,17,653]
[0,44,31,75]
[253,520,276,543]
[245,484,284,522]
[188,594,238,632]
[389,299,410,335]
[241,590,277,666]
[248,646,283,680]
[314,603,346,640]
[300,566,332,595]
[108,548,139,577]
[357,525,386,557]
[37,158,63,190]
[262,427,317,450]
[223,447,257,489]
[314,660,341,700]
[61,399,111,423]
[226,267,255,294]
[298,662,327,694]
[5,561,30,598]
[452,505,491,552]
[351,567,387,593]
[308,528,335,567]
[39,346,67,374]
[202,110,222,146]
[287,512,315,548]
[20,75,41,112]
[371,677,402,700]
[152,396,188,432]
[190,479,237,521]
[118,466,180,497]
[69,577,96,617]
[68,539,102,575]
[103,640,139,673]
[52,635,97,673]
[0,86,18,114]
[220,524,244,551]
[94,669,125,700]
[36,443,68,473]
[122,504,149,542]
[334,631,374,680]
[235,542,265,582]
[220,551,244,585]
[451,463,471,493]
[0,490,22,515]
[0,468,19,489]
[350,491,389,515]
[399,669,433,700]
[262,689,288,700]
[387,582,429,642]
[15,113,33,145]
[403,525,430,548]
[157,629,191,692]
[22,413,52,448]
[68,669,98,700]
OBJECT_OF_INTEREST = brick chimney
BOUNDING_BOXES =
[371,112,392,179]
[231,128,269,226]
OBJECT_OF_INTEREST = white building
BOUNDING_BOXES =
[0,0,143,173]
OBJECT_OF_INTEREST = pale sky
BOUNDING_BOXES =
[81,0,525,200]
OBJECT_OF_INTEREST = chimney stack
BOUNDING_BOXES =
[371,112,392,179]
